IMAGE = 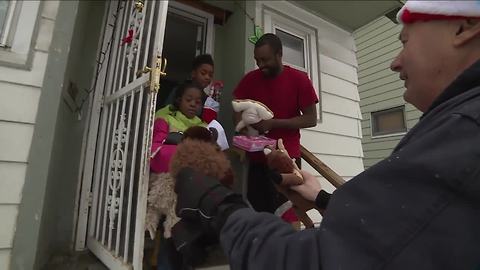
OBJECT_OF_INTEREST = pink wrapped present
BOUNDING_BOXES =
[232,135,276,152]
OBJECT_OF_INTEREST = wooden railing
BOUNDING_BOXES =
[228,144,346,199]
[300,145,345,188]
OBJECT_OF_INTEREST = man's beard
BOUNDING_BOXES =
[262,64,281,78]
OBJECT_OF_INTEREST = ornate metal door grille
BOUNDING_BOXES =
[76,1,168,269]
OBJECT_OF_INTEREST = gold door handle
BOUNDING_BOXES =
[135,0,144,12]
[136,66,151,77]
[150,55,167,93]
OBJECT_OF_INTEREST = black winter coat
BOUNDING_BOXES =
[219,60,480,270]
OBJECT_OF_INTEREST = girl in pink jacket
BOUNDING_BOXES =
[150,82,206,173]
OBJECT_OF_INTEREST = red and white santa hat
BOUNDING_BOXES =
[397,1,480,24]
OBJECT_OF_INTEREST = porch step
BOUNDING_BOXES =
[43,251,107,270]
[196,265,229,270]
[144,234,230,270]
[194,244,230,270]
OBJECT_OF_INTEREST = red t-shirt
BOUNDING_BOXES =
[233,65,318,159]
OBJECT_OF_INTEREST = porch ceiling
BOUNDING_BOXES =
[290,0,403,32]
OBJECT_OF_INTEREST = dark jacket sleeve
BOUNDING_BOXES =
[315,190,331,209]
[220,208,322,270]
[220,105,480,270]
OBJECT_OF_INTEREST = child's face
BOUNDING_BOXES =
[191,64,214,89]
[179,87,202,119]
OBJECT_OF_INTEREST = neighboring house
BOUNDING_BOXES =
[354,14,422,169]
[0,1,398,269]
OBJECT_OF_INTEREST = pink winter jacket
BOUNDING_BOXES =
[150,118,177,173]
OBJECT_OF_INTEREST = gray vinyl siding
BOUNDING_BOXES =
[353,16,421,169]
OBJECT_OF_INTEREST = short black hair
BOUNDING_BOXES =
[192,54,214,71]
[171,82,202,111]
[255,33,283,55]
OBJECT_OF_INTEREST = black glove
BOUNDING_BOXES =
[164,132,183,145]
[208,127,218,142]
[175,167,247,233]
[171,219,208,267]
[266,169,283,184]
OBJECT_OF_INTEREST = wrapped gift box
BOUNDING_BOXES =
[233,135,276,152]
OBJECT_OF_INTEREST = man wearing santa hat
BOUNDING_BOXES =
[173,1,480,269]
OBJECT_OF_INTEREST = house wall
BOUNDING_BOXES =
[353,16,421,169]
[35,1,106,267]
[256,1,365,185]
[0,2,59,269]
[213,1,256,140]
[255,1,365,222]
[2,1,105,269]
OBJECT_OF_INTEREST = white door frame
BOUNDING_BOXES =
[167,1,214,55]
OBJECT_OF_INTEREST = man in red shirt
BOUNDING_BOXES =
[233,33,319,215]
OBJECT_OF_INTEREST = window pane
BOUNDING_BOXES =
[371,106,406,136]
[0,1,9,38]
[275,28,305,68]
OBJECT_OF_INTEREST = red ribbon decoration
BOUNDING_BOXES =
[121,29,134,45]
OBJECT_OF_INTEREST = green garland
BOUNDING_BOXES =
[248,25,264,45]
[233,0,264,44]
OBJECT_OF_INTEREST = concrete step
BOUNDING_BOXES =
[43,251,107,270]
[196,265,229,270]
[45,246,230,270]
[195,245,230,270]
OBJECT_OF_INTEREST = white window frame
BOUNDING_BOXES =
[370,105,408,139]
[0,0,20,47]
[273,26,308,73]
[261,6,320,94]
[0,0,41,67]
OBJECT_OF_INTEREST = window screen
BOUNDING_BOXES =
[0,0,19,47]
[371,106,407,136]
[0,1,10,39]
[275,28,305,68]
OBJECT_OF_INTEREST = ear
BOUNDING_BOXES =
[453,19,480,47]
[173,96,182,109]
[276,51,283,60]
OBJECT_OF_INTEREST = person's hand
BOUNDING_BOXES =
[290,170,322,202]
[266,170,317,212]
[251,119,275,134]
[237,126,249,135]
[163,132,183,145]
[264,138,302,185]
[174,167,246,232]
[175,167,236,220]
[171,219,208,266]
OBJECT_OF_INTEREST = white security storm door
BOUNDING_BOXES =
[75,0,169,269]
